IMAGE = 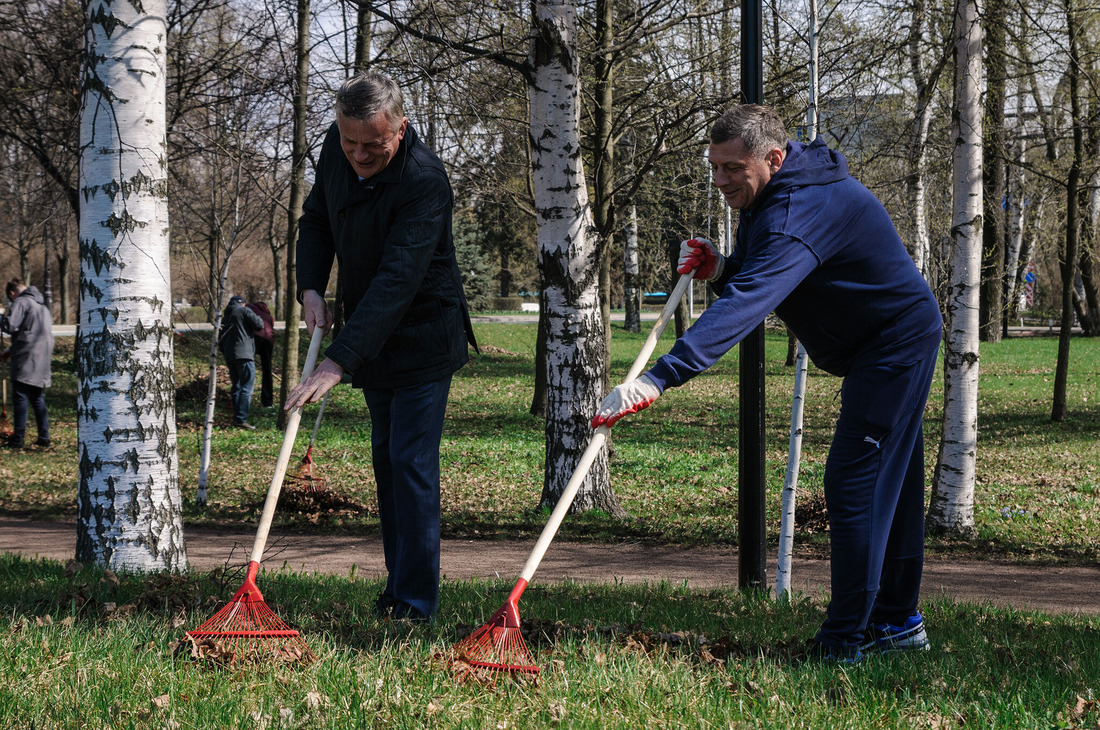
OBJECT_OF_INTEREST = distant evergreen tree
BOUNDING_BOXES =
[453,212,496,311]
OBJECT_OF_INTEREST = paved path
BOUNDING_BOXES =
[2,517,1098,616]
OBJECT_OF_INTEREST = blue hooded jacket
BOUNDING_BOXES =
[647,138,942,389]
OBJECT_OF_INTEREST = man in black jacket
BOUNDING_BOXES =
[219,295,264,429]
[285,73,476,621]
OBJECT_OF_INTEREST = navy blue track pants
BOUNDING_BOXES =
[815,340,940,648]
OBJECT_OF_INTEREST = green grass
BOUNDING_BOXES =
[1,552,1098,729]
[2,327,1099,727]
[1,323,1099,564]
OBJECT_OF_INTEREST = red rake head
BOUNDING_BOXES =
[185,561,316,666]
[288,451,324,494]
[453,579,539,676]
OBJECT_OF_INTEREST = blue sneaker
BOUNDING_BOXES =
[861,613,930,653]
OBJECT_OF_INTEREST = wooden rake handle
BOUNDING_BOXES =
[249,326,326,565]
[307,391,330,450]
[518,272,695,584]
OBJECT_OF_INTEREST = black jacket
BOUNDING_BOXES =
[219,301,264,361]
[296,122,476,388]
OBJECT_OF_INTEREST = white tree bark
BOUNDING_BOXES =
[623,205,641,334]
[76,0,187,571]
[530,0,618,515]
[929,0,982,535]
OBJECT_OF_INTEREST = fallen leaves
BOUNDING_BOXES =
[173,632,318,669]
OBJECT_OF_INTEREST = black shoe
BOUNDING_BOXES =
[34,438,52,450]
[4,436,24,449]
[232,421,256,430]
[796,639,863,664]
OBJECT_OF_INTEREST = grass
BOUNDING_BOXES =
[2,319,1098,564]
[2,324,1099,727]
[1,552,1098,729]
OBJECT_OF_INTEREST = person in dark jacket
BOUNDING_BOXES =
[285,73,476,621]
[0,278,54,449]
[246,301,275,408]
[593,105,943,661]
[219,295,264,429]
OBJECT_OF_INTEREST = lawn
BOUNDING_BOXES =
[1,553,1097,729]
[2,319,1097,563]
[1,322,1099,728]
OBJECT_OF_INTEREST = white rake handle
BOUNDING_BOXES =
[518,272,695,583]
[249,326,325,565]
[308,391,330,449]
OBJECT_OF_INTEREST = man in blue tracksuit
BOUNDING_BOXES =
[593,104,943,660]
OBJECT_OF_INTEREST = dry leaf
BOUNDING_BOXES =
[304,691,326,709]
[152,694,170,710]
[101,570,120,591]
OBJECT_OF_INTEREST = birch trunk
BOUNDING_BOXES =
[76,0,187,571]
[623,205,641,334]
[928,0,982,535]
[530,0,622,516]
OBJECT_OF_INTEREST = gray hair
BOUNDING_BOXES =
[709,105,788,157]
[335,73,405,126]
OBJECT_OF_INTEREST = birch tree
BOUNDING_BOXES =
[928,0,981,536]
[77,0,187,571]
[530,0,619,515]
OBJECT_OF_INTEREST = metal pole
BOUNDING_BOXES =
[738,0,767,592]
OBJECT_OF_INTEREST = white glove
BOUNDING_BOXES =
[677,238,725,281]
[590,374,662,429]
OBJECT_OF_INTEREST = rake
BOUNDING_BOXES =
[185,327,325,664]
[0,372,10,437]
[287,391,330,493]
[0,332,10,436]
[455,272,695,677]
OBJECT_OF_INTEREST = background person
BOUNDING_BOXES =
[0,278,54,449]
[593,104,943,661]
[284,73,477,622]
[246,300,275,408]
[219,295,264,429]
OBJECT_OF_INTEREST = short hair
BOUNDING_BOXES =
[335,73,405,127]
[709,105,788,157]
[5,278,23,296]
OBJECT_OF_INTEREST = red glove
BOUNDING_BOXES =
[590,375,661,429]
[677,238,725,281]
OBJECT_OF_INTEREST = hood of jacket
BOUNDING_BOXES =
[750,138,849,212]
[17,285,46,306]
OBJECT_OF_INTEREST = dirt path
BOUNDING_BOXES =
[2,516,1098,616]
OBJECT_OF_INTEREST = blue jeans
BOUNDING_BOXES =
[816,341,940,649]
[226,359,256,424]
[363,375,453,618]
[12,379,49,444]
